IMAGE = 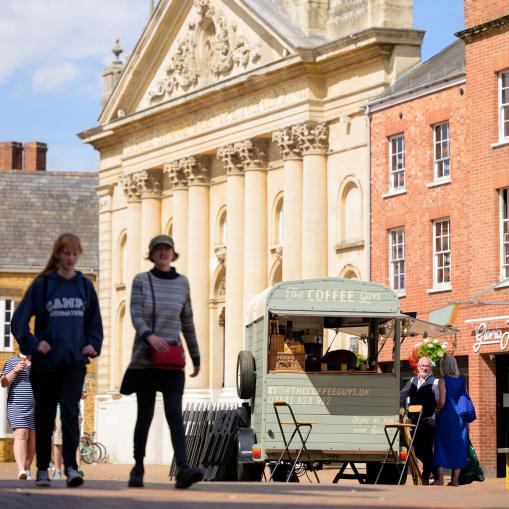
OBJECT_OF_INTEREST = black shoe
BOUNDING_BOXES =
[35,469,51,487]
[175,467,204,489]
[66,467,84,488]
[128,465,144,488]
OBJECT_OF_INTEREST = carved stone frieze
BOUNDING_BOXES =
[120,172,143,202]
[163,160,189,189]
[183,155,211,185]
[217,143,243,175]
[138,169,163,198]
[294,121,329,155]
[148,0,260,102]
[272,126,302,160]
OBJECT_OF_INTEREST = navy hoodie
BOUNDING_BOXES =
[11,271,103,372]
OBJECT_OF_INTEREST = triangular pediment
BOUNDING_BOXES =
[101,0,297,123]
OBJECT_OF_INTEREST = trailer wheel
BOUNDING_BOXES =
[237,350,256,399]
[237,462,265,482]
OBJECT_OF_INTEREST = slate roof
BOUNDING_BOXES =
[369,39,465,106]
[0,170,99,271]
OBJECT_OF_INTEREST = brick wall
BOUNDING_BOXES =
[464,0,509,28]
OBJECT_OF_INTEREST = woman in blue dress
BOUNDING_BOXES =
[432,355,469,486]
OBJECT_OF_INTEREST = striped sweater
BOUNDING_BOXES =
[128,268,200,368]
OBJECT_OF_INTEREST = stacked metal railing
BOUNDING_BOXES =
[169,402,241,481]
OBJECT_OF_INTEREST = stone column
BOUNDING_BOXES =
[238,139,269,306]
[163,160,189,273]
[273,126,303,281]
[184,156,211,390]
[96,185,114,393]
[297,121,329,279]
[217,143,244,391]
[120,172,143,371]
[139,169,163,271]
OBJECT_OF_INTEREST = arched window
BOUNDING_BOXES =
[216,207,227,246]
[116,231,127,285]
[338,179,363,245]
[269,259,283,286]
[340,264,361,279]
[273,193,284,246]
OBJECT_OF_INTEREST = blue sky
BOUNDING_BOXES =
[0,0,465,172]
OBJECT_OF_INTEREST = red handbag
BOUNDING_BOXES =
[147,273,186,370]
[149,344,186,370]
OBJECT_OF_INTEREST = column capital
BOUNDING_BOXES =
[294,121,329,155]
[183,155,211,185]
[163,160,189,190]
[235,139,269,171]
[120,172,142,202]
[139,169,163,199]
[217,143,243,175]
[272,126,302,160]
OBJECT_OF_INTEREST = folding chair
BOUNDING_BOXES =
[375,404,423,485]
[268,401,320,483]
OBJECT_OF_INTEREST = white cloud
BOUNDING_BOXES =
[32,62,80,92]
[0,0,149,91]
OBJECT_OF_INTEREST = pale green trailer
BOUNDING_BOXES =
[236,277,455,482]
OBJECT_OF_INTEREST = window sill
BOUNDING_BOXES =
[382,189,407,199]
[427,178,451,188]
[427,285,452,294]
[334,240,365,253]
[491,139,509,149]
[394,290,406,298]
[494,278,509,289]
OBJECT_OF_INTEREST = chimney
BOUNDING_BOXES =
[23,142,47,171]
[0,141,23,170]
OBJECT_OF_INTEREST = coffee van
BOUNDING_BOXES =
[235,278,456,482]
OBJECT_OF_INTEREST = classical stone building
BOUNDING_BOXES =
[0,143,99,461]
[80,0,423,462]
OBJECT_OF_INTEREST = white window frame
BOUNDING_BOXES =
[389,228,405,295]
[433,121,450,182]
[500,188,509,280]
[499,70,509,141]
[0,298,15,352]
[389,134,405,192]
[432,219,451,290]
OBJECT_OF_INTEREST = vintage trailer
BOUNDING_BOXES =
[235,278,455,482]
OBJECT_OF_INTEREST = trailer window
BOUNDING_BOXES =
[268,313,394,373]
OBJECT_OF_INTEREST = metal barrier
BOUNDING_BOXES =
[169,402,241,481]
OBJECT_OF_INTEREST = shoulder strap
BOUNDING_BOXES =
[147,272,156,331]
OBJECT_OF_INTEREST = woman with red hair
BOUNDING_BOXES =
[11,233,103,488]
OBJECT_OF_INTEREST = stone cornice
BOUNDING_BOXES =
[456,14,509,42]
[120,172,142,202]
[139,169,163,198]
[272,125,302,160]
[163,160,189,189]
[294,121,329,155]
[183,156,211,185]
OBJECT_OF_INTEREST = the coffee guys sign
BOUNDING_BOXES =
[466,316,509,352]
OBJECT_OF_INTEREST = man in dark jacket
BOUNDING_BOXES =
[400,356,438,484]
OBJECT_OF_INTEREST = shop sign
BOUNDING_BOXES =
[469,317,509,352]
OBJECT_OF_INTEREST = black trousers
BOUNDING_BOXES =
[413,420,437,481]
[30,366,86,473]
[133,369,187,466]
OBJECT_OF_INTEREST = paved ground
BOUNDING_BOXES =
[0,462,506,508]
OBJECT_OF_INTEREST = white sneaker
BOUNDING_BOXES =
[26,471,32,480]
[53,470,63,480]
[18,470,27,480]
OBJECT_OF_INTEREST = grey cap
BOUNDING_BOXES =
[149,234,174,253]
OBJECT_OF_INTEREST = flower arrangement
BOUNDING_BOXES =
[355,353,366,368]
[408,338,449,373]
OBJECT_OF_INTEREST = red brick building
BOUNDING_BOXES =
[368,1,509,477]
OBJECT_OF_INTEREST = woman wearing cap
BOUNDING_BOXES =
[120,234,203,489]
